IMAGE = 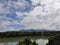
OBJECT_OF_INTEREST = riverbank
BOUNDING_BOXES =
[0,36,48,43]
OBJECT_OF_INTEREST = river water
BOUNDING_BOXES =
[0,39,48,45]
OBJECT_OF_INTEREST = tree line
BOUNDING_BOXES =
[0,31,60,38]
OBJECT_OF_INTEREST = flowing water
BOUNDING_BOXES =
[0,39,48,45]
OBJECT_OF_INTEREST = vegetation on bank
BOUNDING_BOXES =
[46,34,60,45]
[17,38,38,45]
[0,36,41,42]
[0,30,60,45]
[0,31,60,38]
[0,30,59,43]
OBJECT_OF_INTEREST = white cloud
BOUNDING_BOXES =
[0,3,8,14]
[0,0,60,31]
[31,0,41,6]
[29,6,43,16]
[0,0,29,31]
[53,2,60,9]
[21,0,60,30]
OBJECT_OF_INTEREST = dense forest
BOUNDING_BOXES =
[0,30,60,38]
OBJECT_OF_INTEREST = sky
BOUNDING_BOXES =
[0,0,60,32]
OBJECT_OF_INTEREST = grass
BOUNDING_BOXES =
[0,36,49,43]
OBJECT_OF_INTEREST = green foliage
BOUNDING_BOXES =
[46,34,60,45]
[0,31,60,38]
[32,41,38,45]
[17,38,38,45]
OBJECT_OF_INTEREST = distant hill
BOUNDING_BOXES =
[19,29,59,32]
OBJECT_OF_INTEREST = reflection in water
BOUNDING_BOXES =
[36,39,48,45]
[0,43,5,45]
[6,42,18,45]
[0,42,18,45]
[0,39,48,45]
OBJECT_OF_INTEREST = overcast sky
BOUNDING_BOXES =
[0,0,60,32]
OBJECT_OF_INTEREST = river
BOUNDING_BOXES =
[0,39,48,45]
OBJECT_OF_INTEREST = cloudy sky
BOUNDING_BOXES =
[0,0,60,32]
